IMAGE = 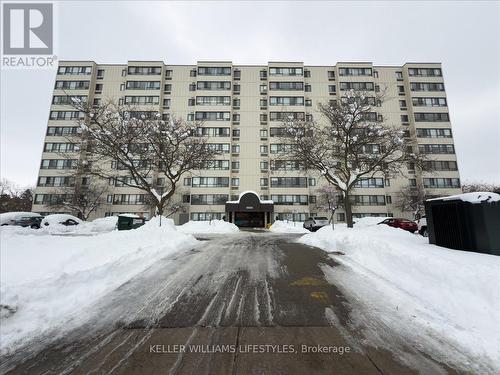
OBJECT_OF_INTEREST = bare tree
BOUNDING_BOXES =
[314,185,342,228]
[46,178,111,221]
[462,182,500,194]
[395,184,428,219]
[282,90,431,227]
[68,99,218,224]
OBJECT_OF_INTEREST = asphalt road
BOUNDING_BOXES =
[1,231,463,374]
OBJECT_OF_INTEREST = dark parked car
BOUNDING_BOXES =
[17,216,43,229]
[303,216,330,231]
[378,218,418,233]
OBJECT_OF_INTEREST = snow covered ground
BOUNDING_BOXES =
[299,218,500,373]
[177,219,239,234]
[0,217,199,353]
[269,220,310,233]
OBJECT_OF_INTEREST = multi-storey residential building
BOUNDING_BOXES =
[32,60,461,226]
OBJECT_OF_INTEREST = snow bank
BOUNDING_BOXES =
[299,223,500,372]
[0,220,198,352]
[177,220,239,234]
[428,191,500,204]
[269,220,309,233]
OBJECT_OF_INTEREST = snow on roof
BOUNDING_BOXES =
[225,190,274,204]
[117,213,141,218]
[427,192,500,204]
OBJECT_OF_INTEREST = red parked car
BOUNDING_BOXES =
[378,218,418,233]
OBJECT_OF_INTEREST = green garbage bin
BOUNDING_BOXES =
[117,214,146,230]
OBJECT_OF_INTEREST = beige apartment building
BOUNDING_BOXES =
[32,60,461,226]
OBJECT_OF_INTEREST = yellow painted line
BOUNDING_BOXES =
[310,291,330,304]
[289,277,327,286]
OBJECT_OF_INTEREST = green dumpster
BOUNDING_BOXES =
[117,214,146,230]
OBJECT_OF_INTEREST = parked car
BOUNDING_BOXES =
[378,218,418,233]
[303,216,330,231]
[0,212,43,228]
[42,214,83,227]
[416,215,428,237]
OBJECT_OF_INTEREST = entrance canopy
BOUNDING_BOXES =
[225,191,274,227]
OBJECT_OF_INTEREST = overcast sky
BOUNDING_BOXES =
[1,0,499,187]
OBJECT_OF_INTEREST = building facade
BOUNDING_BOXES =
[33,60,461,225]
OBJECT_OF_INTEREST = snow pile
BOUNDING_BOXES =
[0,220,198,352]
[428,191,500,204]
[299,223,500,372]
[269,220,309,233]
[177,220,239,234]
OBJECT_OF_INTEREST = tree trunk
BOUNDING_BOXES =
[344,191,354,228]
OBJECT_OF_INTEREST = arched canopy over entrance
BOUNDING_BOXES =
[225,191,274,228]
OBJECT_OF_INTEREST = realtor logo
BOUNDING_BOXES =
[3,3,53,55]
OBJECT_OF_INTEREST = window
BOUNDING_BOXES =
[96,69,105,78]
[233,99,240,108]
[195,127,230,137]
[305,99,312,107]
[188,98,195,106]
[191,212,224,221]
[54,81,90,90]
[275,213,309,222]
[196,96,231,105]
[260,70,267,79]
[125,81,161,90]
[260,84,268,93]
[40,159,76,169]
[308,178,316,186]
[395,71,403,80]
[260,178,268,187]
[269,97,304,106]
[52,95,87,105]
[124,96,160,105]
[416,128,452,138]
[269,67,303,76]
[197,81,231,90]
[327,71,335,79]
[197,67,231,76]
[205,143,230,153]
[95,84,103,93]
[339,67,372,76]
[354,178,384,188]
[127,66,162,75]
[304,70,311,78]
[269,82,304,91]
[190,194,229,205]
[164,84,172,92]
[423,178,460,188]
[199,160,230,170]
[418,144,455,154]
[401,114,409,123]
[271,160,303,171]
[270,177,307,188]
[113,194,146,205]
[184,178,191,186]
[260,114,268,122]
[233,84,241,93]
[260,160,268,170]
[260,129,268,138]
[305,84,311,92]
[231,178,239,186]
[46,126,79,136]
[414,113,450,122]
[260,145,268,154]
[412,97,447,107]
[165,69,173,78]
[57,66,92,75]
[232,129,240,137]
[232,161,240,170]
[410,82,445,92]
[232,113,240,122]
[270,144,294,154]
[182,195,191,203]
[339,82,374,91]
[195,112,231,121]
[328,85,336,93]
[49,111,84,120]
[191,177,229,187]
[231,145,240,154]
[270,195,309,205]
[38,176,75,187]
[423,160,458,171]
[351,195,386,206]
[408,68,442,77]
[386,195,392,204]
[260,99,267,108]
[233,69,241,79]
[269,112,305,121]
[399,100,407,108]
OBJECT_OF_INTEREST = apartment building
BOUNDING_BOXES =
[32,60,461,226]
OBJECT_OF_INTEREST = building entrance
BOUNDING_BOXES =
[225,191,274,228]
